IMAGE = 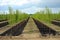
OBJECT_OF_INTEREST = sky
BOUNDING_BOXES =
[0,0,60,14]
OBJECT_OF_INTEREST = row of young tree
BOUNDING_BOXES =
[32,7,60,23]
[0,7,29,25]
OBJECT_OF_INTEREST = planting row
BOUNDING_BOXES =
[32,7,60,24]
[0,21,9,28]
[0,17,29,36]
[32,8,60,27]
[33,18,60,36]
[51,20,60,26]
[0,17,60,36]
[0,7,29,25]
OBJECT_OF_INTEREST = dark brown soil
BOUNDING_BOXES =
[54,19,60,21]
[33,18,57,36]
[0,18,29,36]
[0,21,9,28]
[0,19,7,22]
[51,20,60,26]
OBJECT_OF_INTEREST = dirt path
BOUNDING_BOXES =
[19,17,40,38]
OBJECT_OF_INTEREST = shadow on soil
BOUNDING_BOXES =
[51,20,60,26]
[33,18,57,37]
[0,18,29,36]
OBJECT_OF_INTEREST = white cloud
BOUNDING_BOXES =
[21,6,44,14]
[0,0,60,14]
[0,0,41,6]
[21,6,60,14]
[29,0,41,4]
[50,8,60,13]
[0,0,60,6]
[0,0,28,6]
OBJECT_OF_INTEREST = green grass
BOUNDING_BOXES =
[0,7,60,25]
[0,7,29,25]
[32,7,60,24]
